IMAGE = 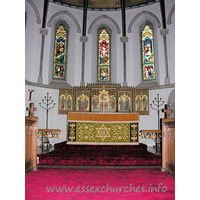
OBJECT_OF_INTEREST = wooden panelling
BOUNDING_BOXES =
[25,103,38,174]
[161,119,175,174]
[68,112,139,122]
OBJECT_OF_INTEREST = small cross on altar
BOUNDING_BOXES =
[99,94,110,113]
[26,103,37,118]
[163,104,173,120]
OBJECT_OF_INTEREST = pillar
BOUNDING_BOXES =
[160,28,170,85]
[38,0,49,84]
[80,0,88,86]
[159,0,170,85]
[120,0,128,87]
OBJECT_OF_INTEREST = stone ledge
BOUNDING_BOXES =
[136,81,175,90]
[25,79,72,90]
[26,79,175,90]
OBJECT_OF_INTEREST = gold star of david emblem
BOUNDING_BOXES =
[96,124,111,141]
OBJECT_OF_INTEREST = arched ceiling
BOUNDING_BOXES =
[50,0,159,11]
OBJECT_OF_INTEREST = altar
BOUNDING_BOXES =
[67,112,139,145]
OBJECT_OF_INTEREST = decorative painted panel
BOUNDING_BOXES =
[59,88,73,114]
[76,91,90,112]
[118,91,132,112]
[142,25,155,80]
[134,88,149,115]
[53,24,67,80]
[91,88,116,112]
[58,85,149,115]
[98,28,110,82]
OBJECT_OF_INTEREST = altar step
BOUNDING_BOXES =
[37,142,161,167]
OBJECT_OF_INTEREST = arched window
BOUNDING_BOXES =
[53,22,69,80]
[141,23,155,80]
[97,26,111,82]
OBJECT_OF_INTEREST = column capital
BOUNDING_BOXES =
[80,81,85,87]
[120,36,129,43]
[39,28,48,36]
[80,36,89,43]
[165,77,170,85]
[123,81,128,87]
[38,76,43,84]
[160,29,169,37]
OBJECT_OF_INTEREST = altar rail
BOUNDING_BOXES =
[139,130,161,154]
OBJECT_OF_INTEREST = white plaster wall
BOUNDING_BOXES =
[25,0,44,83]
[165,0,175,84]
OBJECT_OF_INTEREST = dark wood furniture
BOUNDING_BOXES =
[161,105,175,174]
[25,103,38,173]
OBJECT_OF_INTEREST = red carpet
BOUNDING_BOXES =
[38,142,161,166]
[25,168,175,199]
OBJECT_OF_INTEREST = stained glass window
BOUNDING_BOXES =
[53,24,67,79]
[98,28,110,82]
[142,25,155,80]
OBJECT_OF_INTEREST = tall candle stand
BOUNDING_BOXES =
[150,94,164,153]
[39,92,55,129]
[150,94,164,130]
[39,92,56,149]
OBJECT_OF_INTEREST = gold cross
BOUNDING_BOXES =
[99,94,109,113]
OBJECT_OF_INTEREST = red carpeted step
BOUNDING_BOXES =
[38,142,161,166]
[54,142,148,151]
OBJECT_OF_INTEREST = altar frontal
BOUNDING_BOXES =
[67,112,139,145]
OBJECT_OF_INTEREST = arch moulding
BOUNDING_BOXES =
[88,15,121,34]
[167,4,175,25]
[27,0,41,24]
[128,10,161,33]
[47,10,81,33]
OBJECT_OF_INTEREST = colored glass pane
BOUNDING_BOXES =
[142,25,155,80]
[98,28,110,82]
[53,24,67,79]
